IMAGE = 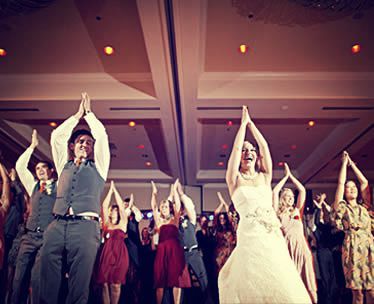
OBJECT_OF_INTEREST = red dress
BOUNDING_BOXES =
[97,229,129,284]
[154,224,191,288]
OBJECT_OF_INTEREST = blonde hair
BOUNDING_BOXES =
[278,188,294,214]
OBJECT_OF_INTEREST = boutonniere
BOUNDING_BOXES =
[45,180,53,195]
[182,219,188,228]
[293,215,300,220]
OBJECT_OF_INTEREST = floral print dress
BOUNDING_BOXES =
[333,200,374,290]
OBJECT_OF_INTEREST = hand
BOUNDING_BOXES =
[284,162,291,177]
[347,154,354,167]
[9,168,17,182]
[174,178,184,196]
[128,193,134,209]
[241,106,250,126]
[30,129,39,149]
[75,94,85,119]
[151,181,158,196]
[320,193,326,201]
[342,151,349,165]
[110,180,115,192]
[217,191,223,201]
[83,92,92,114]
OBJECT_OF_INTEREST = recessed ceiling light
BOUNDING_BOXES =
[291,144,297,150]
[239,44,249,54]
[0,48,7,57]
[308,120,315,127]
[145,161,152,167]
[217,161,224,167]
[281,105,289,111]
[221,144,228,150]
[128,121,136,127]
[278,162,284,167]
[227,121,233,127]
[137,144,145,149]
[49,122,58,127]
[104,46,114,55]
[351,44,361,54]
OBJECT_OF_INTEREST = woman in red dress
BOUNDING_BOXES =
[97,181,132,304]
[151,180,190,304]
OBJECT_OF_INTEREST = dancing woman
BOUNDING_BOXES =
[97,181,131,304]
[218,106,311,303]
[151,181,190,304]
[332,151,373,304]
[273,163,318,303]
[213,192,236,273]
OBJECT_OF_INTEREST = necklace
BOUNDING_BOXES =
[240,171,258,180]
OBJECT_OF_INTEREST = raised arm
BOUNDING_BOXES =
[288,169,306,211]
[0,162,10,216]
[272,163,290,212]
[226,106,250,195]
[246,109,272,182]
[172,179,181,217]
[102,181,114,226]
[347,153,371,208]
[131,203,143,222]
[15,129,39,196]
[51,97,83,177]
[176,179,196,225]
[83,93,110,181]
[150,181,160,226]
[214,194,225,216]
[334,151,349,209]
[116,189,131,227]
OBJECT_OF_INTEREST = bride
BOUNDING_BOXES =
[218,106,311,304]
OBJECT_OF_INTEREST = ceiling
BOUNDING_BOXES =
[0,0,373,190]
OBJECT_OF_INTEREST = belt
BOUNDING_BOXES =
[184,244,199,252]
[26,227,43,233]
[55,214,99,222]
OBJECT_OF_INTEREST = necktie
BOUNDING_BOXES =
[39,181,46,193]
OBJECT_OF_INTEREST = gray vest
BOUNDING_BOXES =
[26,181,57,231]
[53,160,105,215]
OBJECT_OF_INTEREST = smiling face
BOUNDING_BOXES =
[280,188,295,208]
[159,200,171,218]
[344,180,358,201]
[72,134,94,159]
[35,162,54,181]
[240,141,257,171]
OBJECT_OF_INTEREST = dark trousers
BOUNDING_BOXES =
[317,248,338,304]
[182,249,209,304]
[11,231,43,304]
[39,219,100,304]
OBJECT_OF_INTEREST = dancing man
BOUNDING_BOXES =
[11,130,57,304]
[40,92,110,304]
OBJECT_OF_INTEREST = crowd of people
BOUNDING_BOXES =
[0,97,372,304]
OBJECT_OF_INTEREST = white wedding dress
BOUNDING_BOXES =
[218,185,312,304]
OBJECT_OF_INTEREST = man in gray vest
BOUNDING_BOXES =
[11,130,57,304]
[39,92,110,304]
[175,180,209,304]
